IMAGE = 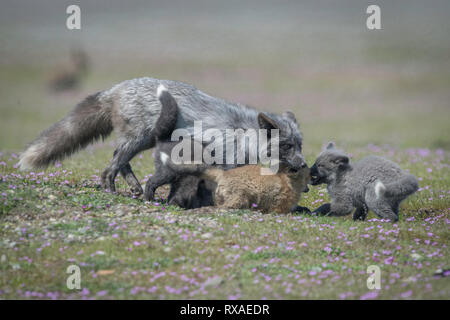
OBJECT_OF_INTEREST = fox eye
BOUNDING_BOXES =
[281,144,292,150]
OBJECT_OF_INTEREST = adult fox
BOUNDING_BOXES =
[19,77,306,200]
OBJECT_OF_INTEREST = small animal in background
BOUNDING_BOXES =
[309,142,419,222]
[198,164,311,214]
[48,48,90,92]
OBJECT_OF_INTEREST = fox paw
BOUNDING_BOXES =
[130,184,143,196]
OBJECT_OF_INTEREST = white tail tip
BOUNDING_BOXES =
[157,84,167,98]
[160,152,169,165]
[375,181,386,199]
[17,144,43,171]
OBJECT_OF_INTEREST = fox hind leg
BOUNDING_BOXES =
[366,199,398,222]
[112,147,148,195]
[365,188,398,222]
[102,134,154,193]
[119,163,143,195]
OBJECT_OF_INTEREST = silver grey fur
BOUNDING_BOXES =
[310,142,419,222]
[148,86,214,208]
[19,77,305,196]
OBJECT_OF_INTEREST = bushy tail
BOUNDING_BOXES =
[375,174,419,200]
[18,92,113,170]
[154,84,178,141]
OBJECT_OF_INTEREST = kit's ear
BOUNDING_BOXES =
[333,155,349,167]
[326,141,336,150]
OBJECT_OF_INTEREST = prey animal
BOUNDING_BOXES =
[199,164,311,214]
[310,142,418,222]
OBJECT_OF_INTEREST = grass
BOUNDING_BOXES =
[0,142,448,300]
[1,71,449,300]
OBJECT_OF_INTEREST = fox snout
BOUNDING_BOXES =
[310,163,318,177]
[309,163,324,185]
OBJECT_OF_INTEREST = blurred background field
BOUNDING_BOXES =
[1,0,449,154]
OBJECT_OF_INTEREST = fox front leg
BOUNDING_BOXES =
[315,202,353,217]
[353,204,368,221]
[313,203,331,215]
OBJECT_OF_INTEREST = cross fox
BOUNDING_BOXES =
[19,77,306,206]
[152,85,310,213]
[310,142,419,222]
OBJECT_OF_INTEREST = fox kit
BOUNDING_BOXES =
[199,164,310,214]
[310,142,419,222]
[19,77,305,203]
[152,85,213,208]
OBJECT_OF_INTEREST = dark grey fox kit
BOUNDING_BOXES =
[19,77,305,202]
[151,85,214,208]
[310,142,419,222]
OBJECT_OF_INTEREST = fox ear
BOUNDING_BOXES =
[334,155,349,166]
[258,113,279,130]
[282,110,297,124]
[326,142,336,150]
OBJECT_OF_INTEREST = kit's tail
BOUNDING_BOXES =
[375,174,419,200]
